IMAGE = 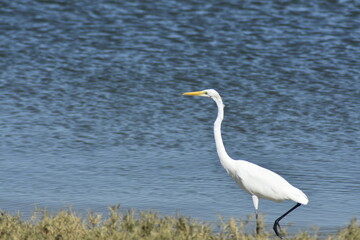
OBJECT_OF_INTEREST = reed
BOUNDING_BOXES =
[0,206,358,240]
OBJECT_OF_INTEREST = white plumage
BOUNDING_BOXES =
[183,89,308,238]
[230,160,308,204]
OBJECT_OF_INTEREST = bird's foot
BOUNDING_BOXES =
[273,220,283,239]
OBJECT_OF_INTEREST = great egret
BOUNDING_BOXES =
[183,89,308,238]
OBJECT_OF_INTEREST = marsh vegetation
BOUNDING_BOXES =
[0,206,358,240]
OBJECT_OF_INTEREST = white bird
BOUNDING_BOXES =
[183,89,308,238]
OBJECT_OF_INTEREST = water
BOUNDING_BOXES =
[1,0,359,234]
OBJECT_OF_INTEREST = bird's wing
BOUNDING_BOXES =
[233,160,308,204]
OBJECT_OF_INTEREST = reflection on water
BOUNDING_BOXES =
[1,0,359,232]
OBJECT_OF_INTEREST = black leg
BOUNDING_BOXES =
[273,203,301,238]
[256,212,260,235]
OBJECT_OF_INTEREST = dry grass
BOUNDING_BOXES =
[0,205,358,240]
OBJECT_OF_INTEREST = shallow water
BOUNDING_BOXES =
[1,0,359,233]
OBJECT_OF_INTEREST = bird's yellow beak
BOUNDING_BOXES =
[182,91,206,96]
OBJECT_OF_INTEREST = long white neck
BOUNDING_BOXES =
[212,96,234,173]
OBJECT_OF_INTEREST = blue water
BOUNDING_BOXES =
[1,0,359,234]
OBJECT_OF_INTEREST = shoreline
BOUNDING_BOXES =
[0,205,358,239]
